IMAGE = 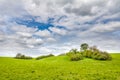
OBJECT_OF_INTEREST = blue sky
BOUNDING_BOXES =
[0,0,120,57]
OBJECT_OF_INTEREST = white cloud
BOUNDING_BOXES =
[10,24,37,33]
[16,32,32,38]
[0,0,120,56]
[0,0,27,17]
[91,21,120,33]
[49,27,67,35]
[26,38,43,45]
[46,37,56,42]
[35,30,51,37]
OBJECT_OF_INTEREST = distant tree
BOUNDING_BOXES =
[80,43,89,51]
[80,44,112,60]
[15,53,22,58]
[21,55,25,59]
[89,46,99,52]
[36,54,54,60]
[15,53,32,59]
[70,49,78,54]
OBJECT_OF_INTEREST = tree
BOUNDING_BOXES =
[70,49,78,54]
[15,53,22,58]
[15,53,32,59]
[80,43,89,51]
[89,46,99,52]
[36,54,54,60]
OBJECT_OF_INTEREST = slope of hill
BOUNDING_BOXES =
[0,54,120,80]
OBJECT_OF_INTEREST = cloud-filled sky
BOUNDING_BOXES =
[0,0,120,57]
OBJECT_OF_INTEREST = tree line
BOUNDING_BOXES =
[15,43,112,61]
[66,43,112,61]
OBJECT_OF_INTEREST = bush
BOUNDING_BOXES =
[66,49,83,61]
[67,44,112,61]
[98,52,112,60]
[70,53,83,61]
[36,54,54,60]
[15,53,32,59]
[83,50,93,58]
[82,46,112,61]
[91,51,112,60]
[66,49,80,56]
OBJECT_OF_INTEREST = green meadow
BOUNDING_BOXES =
[0,54,120,80]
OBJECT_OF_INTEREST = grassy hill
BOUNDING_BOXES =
[0,54,120,80]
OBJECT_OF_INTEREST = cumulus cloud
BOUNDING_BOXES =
[49,27,67,35]
[46,37,56,42]
[91,21,120,33]
[35,30,51,37]
[0,0,120,57]
[64,0,106,16]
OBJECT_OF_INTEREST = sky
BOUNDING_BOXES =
[0,0,120,57]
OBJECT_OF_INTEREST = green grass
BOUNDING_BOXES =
[0,54,120,80]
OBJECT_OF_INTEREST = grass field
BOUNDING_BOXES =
[0,54,120,80]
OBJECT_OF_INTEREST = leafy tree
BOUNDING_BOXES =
[89,46,97,51]
[80,43,89,51]
[70,49,79,54]
[16,53,22,58]
[66,48,80,56]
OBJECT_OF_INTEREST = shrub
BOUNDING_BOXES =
[66,48,83,61]
[92,51,112,60]
[36,54,54,60]
[15,53,32,59]
[66,49,80,56]
[93,54,107,60]
[83,50,93,58]
[70,53,83,61]
[92,54,101,60]
[66,51,73,56]
[82,46,112,61]
[99,52,112,60]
